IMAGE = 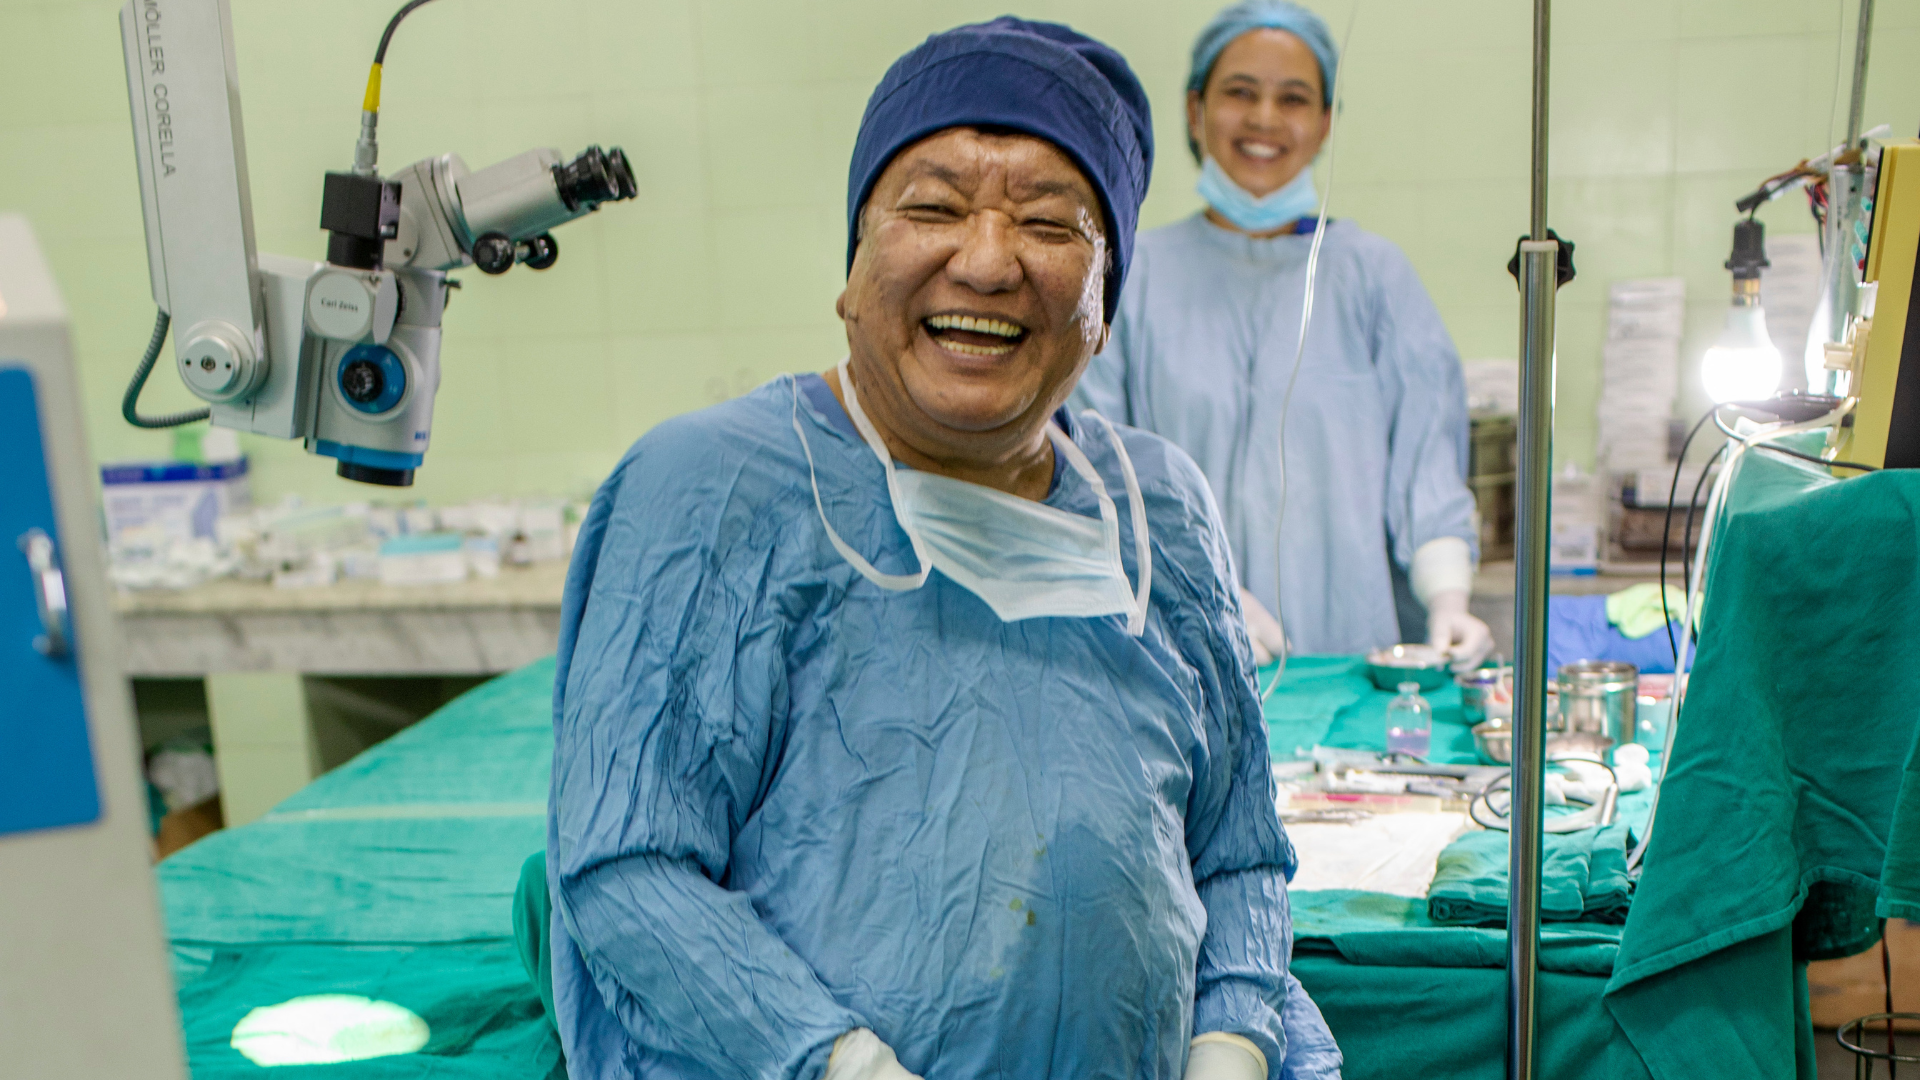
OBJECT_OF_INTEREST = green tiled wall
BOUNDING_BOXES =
[2,0,1914,503]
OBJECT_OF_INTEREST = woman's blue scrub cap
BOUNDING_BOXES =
[846,17,1154,323]
[1187,0,1338,106]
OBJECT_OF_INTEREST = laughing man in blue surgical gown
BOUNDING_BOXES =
[1074,0,1491,661]
[537,17,1342,1080]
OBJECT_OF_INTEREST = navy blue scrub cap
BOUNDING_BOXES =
[845,17,1154,323]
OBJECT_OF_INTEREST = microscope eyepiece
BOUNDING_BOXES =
[607,149,637,199]
[553,146,638,212]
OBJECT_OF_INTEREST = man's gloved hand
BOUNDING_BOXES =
[826,1030,923,1080]
[1426,590,1493,671]
[1185,1033,1267,1080]
[1239,588,1289,667]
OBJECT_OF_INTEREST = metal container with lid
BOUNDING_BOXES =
[1555,660,1637,744]
[1457,663,1513,724]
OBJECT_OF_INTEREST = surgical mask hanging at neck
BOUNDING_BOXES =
[787,361,1152,636]
[1197,156,1319,233]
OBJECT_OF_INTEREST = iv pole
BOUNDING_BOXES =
[1844,0,1874,148]
[1815,0,1875,397]
[1509,0,1558,1073]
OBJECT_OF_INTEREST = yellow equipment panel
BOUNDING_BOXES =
[1834,140,1920,470]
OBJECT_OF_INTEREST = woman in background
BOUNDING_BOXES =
[1075,0,1491,665]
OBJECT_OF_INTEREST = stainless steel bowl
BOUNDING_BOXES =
[1471,719,1616,767]
[1364,643,1451,691]
[1472,719,1511,764]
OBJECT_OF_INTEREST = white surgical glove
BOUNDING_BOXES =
[1412,537,1491,671]
[1426,590,1493,671]
[826,1030,922,1080]
[1185,1033,1268,1080]
[1239,588,1289,667]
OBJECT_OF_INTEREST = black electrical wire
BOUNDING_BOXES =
[1660,406,1722,663]
[1885,930,1898,1079]
[1680,443,1727,606]
[1747,431,1884,474]
[373,0,441,65]
[122,310,211,429]
[1711,408,1880,472]
[1660,402,1879,662]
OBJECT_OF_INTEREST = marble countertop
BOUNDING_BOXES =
[112,562,568,677]
[112,560,568,615]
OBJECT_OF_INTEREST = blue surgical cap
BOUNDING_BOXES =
[1187,0,1338,106]
[846,17,1153,323]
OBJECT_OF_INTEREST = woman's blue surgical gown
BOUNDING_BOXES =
[1073,215,1478,655]
[546,375,1341,1080]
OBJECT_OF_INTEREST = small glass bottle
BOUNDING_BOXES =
[1385,681,1433,759]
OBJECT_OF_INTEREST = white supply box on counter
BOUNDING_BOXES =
[377,533,470,587]
[1550,462,1602,574]
[101,459,251,544]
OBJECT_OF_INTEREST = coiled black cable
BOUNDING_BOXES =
[122,310,211,429]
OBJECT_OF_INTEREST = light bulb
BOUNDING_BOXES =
[1701,303,1781,403]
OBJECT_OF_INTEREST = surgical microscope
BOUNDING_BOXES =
[119,0,636,485]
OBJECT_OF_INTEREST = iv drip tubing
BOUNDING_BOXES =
[1259,6,1356,703]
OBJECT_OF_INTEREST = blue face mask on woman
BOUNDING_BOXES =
[1197,156,1318,233]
